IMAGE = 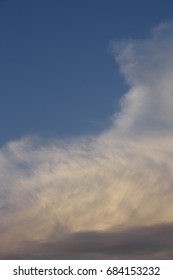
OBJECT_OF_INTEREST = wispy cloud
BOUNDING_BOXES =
[1,21,173,259]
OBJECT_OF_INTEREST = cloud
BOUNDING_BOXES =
[110,21,173,135]
[2,223,173,259]
[1,21,173,259]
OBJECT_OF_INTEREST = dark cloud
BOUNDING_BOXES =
[2,223,173,259]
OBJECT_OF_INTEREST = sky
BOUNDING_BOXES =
[1,0,173,259]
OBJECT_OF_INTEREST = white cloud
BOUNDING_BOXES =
[1,21,173,257]
[110,21,173,135]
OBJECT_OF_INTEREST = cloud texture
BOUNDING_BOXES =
[1,21,173,259]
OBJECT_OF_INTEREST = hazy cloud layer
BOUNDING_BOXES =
[1,21,173,259]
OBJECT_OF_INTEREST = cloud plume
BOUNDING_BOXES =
[1,21,173,259]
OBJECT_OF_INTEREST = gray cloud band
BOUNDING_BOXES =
[2,223,173,259]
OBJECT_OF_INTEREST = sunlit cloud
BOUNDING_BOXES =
[1,21,173,259]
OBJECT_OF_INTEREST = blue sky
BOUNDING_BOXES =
[1,0,173,145]
[1,1,173,260]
